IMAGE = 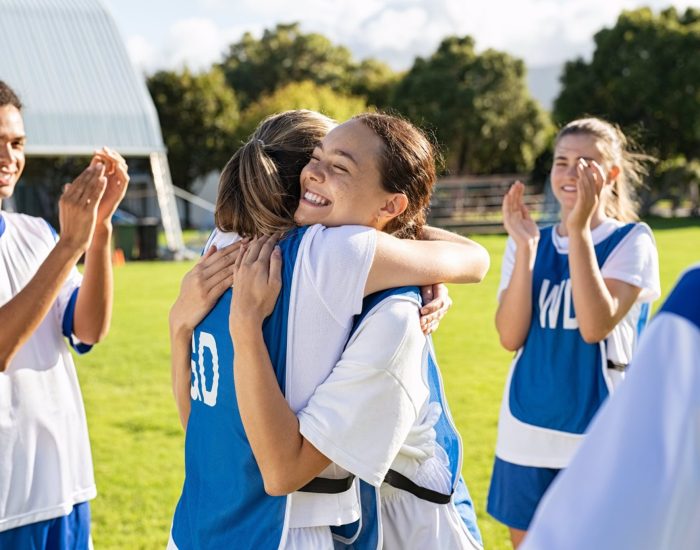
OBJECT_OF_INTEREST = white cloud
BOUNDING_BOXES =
[120,0,698,74]
[126,35,159,74]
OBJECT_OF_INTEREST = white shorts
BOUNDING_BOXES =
[380,452,482,550]
[284,525,333,549]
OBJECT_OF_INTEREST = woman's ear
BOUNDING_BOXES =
[607,165,621,184]
[378,193,409,223]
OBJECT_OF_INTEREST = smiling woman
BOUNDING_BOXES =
[295,119,387,228]
[489,117,660,548]
[295,114,434,240]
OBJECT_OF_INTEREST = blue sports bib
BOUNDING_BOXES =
[172,227,307,550]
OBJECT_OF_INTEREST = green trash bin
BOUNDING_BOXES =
[136,218,159,260]
[113,223,136,261]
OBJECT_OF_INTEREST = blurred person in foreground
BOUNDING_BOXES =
[522,263,700,550]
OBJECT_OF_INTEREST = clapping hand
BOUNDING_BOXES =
[90,146,130,227]
[58,163,108,252]
[567,159,606,233]
[502,181,539,248]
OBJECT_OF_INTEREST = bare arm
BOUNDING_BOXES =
[170,322,193,430]
[568,232,641,343]
[0,164,109,371]
[73,148,129,344]
[230,237,330,495]
[365,229,490,296]
[494,182,540,351]
[567,160,641,343]
[169,243,241,429]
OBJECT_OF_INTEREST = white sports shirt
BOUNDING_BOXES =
[0,212,96,532]
[298,292,480,549]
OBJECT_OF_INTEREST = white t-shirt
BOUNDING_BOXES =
[522,264,700,550]
[206,224,376,537]
[0,212,96,532]
[297,292,480,549]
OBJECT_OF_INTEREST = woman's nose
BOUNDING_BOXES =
[307,163,325,183]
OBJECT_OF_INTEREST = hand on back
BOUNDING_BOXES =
[170,242,243,332]
[419,283,452,335]
[229,235,282,337]
[502,181,539,248]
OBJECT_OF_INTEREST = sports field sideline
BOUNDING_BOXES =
[77,218,699,549]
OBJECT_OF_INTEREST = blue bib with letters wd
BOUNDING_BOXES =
[509,223,636,434]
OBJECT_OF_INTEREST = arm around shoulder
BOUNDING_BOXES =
[365,229,490,296]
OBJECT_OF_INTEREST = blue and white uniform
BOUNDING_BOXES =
[168,224,377,550]
[523,263,700,550]
[0,213,96,535]
[297,287,482,549]
[488,219,659,529]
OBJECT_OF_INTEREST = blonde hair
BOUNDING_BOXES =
[555,117,654,222]
[215,110,336,236]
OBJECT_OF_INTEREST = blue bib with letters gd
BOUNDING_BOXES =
[171,227,307,550]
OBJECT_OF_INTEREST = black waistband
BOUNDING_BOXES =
[298,469,454,504]
[298,475,355,494]
[607,359,628,372]
[383,469,452,504]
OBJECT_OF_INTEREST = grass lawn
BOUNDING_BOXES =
[79,218,699,549]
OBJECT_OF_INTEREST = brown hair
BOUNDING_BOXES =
[0,81,22,110]
[216,110,335,236]
[352,113,436,239]
[555,117,653,222]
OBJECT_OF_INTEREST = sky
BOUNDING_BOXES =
[103,0,695,76]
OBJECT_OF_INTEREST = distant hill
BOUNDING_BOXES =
[527,64,562,112]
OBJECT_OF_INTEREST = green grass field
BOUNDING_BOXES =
[78,218,699,549]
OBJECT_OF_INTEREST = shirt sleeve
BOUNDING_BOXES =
[601,223,660,302]
[301,225,376,326]
[497,236,517,301]
[42,221,91,353]
[298,297,428,487]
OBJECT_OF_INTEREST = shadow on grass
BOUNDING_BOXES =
[645,216,700,231]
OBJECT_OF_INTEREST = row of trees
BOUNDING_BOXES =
[148,8,700,221]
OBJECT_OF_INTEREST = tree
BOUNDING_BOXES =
[392,36,551,174]
[235,81,367,143]
[220,23,356,107]
[348,59,400,110]
[555,7,700,162]
[148,67,239,226]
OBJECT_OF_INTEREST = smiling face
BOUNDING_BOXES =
[0,104,26,204]
[551,132,615,217]
[294,119,393,229]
